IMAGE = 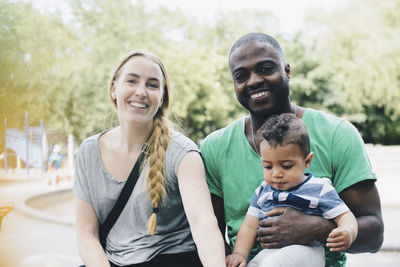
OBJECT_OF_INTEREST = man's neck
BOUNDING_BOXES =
[250,102,294,131]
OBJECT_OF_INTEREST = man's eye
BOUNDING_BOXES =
[264,166,272,170]
[259,66,273,74]
[234,73,248,83]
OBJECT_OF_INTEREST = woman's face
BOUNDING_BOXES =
[111,56,164,126]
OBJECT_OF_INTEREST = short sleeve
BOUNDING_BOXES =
[317,182,349,219]
[247,187,262,218]
[200,136,222,198]
[166,130,200,181]
[331,120,377,193]
[73,143,92,204]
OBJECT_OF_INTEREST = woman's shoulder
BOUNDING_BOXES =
[78,129,111,154]
[79,134,100,150]
[169,129,199,152]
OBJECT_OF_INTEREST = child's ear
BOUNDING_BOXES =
[305,152,314,168]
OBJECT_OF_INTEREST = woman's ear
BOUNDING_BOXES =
[111,82,117,100]
[305,152,314,168]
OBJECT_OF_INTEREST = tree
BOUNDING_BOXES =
[4,0,398,145]
[0,0,77,138]
[305,0,400,144]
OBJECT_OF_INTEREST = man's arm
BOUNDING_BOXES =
[339,180,384,253]
[258,180,384,253]
[258,206,335,248]
[211,193,231,254]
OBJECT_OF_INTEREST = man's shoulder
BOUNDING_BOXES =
[304,108,345,125]
[304,108,356,133]
[201,118,243,146]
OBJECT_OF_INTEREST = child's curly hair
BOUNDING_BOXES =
[256,113,310,158]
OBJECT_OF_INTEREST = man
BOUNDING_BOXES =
[201,33,383,266]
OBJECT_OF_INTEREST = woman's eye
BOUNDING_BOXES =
[127,79,136,84]
[148,83,159,89]
[264,166,272,170]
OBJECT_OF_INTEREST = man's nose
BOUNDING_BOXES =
[247,72,263,87]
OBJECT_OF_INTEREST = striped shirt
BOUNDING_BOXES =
[247,174,349,221]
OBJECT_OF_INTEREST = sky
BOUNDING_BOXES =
[146,0,348,33]
[29,0,349,33]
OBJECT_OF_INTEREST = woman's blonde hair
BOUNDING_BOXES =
[109,50,171,235]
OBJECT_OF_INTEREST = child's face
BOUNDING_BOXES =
[260,140,313,191]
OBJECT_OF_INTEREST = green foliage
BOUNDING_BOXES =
[283,33,341,114]
[0,0,78,133]
[1,0,399,145]
[305,0,400,144]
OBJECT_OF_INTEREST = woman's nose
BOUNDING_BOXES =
[134,82,147,97]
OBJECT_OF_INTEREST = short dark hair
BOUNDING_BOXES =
[256,113,310,158]
[229,32,283,58]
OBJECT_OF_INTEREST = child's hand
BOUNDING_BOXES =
[226,253,247,267]
[326,226,356,252]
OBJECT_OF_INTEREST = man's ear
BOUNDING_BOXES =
[285,63,291,80]
[305,152,314,168]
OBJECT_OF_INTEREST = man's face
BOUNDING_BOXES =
[229,41,290,116]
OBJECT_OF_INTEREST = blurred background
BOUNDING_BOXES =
[0,0,399,266]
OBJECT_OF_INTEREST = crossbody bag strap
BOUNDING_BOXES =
[99,148,148,248]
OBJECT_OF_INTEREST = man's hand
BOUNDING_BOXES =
[258,207,335,248]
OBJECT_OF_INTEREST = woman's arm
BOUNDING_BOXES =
[177,151,226,267]
[75,197,110,267]
[211,193,231,254]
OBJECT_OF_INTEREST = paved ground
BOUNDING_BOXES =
[0,180,80,267]
[0,145,399,267]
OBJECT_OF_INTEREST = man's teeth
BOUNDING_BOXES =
[250,91,270,99]
[129,102,146,108]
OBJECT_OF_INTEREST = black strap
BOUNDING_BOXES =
[99,149,148,248]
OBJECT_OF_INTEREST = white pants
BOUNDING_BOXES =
[247,244,325,267]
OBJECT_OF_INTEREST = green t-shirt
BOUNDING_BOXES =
[201,108,377,267]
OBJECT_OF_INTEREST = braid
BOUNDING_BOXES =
[109,50,172,235]
[146,116,170,235]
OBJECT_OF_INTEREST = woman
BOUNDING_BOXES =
[74,50,226,267]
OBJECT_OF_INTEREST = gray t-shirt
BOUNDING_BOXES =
[73,129,200,265]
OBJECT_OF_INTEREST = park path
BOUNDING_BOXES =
[0,180,81,267]
[0,145,399,266]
